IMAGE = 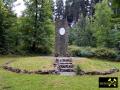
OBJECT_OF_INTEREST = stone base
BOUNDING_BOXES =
[59,72,76,76]
[54,57,75,75]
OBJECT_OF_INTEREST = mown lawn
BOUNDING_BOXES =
[0,56,120,90]
[8,56,54,71]
[73,58,120,71]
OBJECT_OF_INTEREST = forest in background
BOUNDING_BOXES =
[0,0,120,57]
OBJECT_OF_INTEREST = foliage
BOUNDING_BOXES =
[22,0,54,54]
[111,0,120,16]
[68,46,95,57]
[92,0,114,48]
[80,50,95,57]
[116,54,120,61]
[111,0,120,47]
[75,65,82,75]
[0,0,119,56]
[69,0,119,49]
[69,16,95,47]
[94,48,118,59]
[55,0,65,20]
[68,45,81,56]
[0,0,17,54]
[8,18,25,54]
[0,0,55,55]
[65,0,98,24]
[68,45,118,59]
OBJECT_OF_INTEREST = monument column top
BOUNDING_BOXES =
[55,19,69,57]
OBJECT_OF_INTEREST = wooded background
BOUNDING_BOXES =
[0,0,119,55]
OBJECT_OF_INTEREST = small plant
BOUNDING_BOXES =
[76,65,82,75]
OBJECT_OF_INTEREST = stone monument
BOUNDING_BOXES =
[54,19,75,75]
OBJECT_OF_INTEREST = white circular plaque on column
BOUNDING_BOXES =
[59,28,65,35]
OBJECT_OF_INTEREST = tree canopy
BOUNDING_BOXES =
[0,0,119,55]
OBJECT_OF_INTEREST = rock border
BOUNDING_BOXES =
[2,65,56,74]
[2,60,120,75]
[2,60,57,75]
[77,68,119,75]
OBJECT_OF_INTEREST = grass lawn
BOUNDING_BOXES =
[73,58,120,71]
[0,56,120,90]
[8,56,54,71]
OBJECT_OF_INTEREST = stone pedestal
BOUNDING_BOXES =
[54,57,75,75]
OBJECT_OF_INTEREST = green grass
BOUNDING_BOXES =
[8,57,120,72]
[0,56,120,90]
[73,58,120,71]
[8,56,54,71]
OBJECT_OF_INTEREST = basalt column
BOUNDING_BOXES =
[54,19,75,75]
[55,19,68,56]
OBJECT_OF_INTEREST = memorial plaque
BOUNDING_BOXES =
[54,19,75,75]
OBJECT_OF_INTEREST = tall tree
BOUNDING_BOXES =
[111,0,120,16]
[0,0,14,54]
[23,0,54,54]
[69,15,94,46]
[65,0,87,23]
[93,0,114,47]
[110,0,120,47]
[55,0,65,20]
[65,0,102,24]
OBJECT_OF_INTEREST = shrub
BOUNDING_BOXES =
[75,65,82,75]
[94,48,118,59]
[115,54,120,61]
[68,46,95,57]
[68,45,118,60]
[68,45,81,56]
[80,47,95,57]
[80,50,94,57]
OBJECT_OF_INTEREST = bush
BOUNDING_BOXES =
[115,54,120,61]
[28,46,53,55]
[75,65,82,75]
[94,48,118,59]
[80,50,94,57]
[68,46,81,56]
[68,45,118,59]
[68,46,95,57]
